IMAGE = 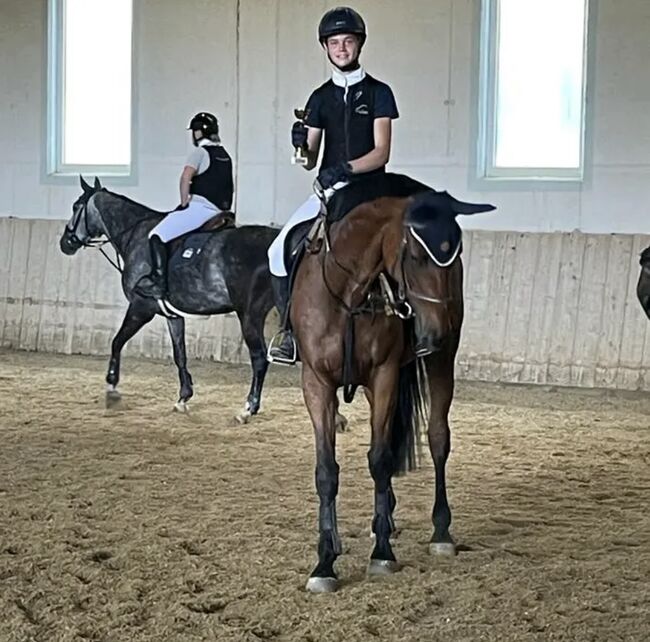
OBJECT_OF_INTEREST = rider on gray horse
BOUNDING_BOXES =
[136,112,234,300]
[267,6,400,364]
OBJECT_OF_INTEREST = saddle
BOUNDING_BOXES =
[197,210,236,233]
[168,211,236,271]
[285,173,432,275]
[326,173,431,224]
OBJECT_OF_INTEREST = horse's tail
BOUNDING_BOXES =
[391,358,427,474]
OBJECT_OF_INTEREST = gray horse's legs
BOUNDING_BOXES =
[166,317,194,412]
[106,302,155,407]
[235,307,269,423]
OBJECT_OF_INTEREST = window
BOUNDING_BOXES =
[47,0,133,177]
[478,0,589,181]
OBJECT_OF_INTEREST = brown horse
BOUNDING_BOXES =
[291,189,495,592]
[638,246,650,319]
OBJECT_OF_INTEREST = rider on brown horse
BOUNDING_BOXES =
[267,6,400,364]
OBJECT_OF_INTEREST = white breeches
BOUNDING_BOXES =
[149,198,219,243]
[267,194,321,277]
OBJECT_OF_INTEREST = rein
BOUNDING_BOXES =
[319,232,378,403]
[396,236,457,306]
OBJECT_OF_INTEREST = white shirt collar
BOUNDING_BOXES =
[331,66,366,89]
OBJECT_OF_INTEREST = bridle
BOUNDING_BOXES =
[320,221,459,320]
[318,217,459,403]
[396,231,458,307]
[65,191,159,273]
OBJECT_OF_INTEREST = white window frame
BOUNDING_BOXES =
[46,0,135,180]
[477,0,589,182]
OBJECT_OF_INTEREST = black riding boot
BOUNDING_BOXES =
[135,235,168,300]
[268,275,297,365]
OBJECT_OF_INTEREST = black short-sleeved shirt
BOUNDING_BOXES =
[303,74,399,176]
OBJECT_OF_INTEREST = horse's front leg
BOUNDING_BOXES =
[105,302,155,408]
[425,350,456,556]
[166,317,194,412]
[366,363,401,575]
[302,366,341,593]
[235,308,269,424]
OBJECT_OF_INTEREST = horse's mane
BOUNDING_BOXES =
[98,189,167,217]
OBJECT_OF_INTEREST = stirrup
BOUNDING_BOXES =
[267,330,297,365]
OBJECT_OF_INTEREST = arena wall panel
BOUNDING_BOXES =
[2,218,648,391]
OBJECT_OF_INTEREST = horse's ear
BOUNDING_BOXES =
[443,191,496,216]
[80,175,92,193]
[93,176,102,190]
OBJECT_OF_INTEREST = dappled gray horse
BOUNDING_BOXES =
[59,177,277,421]
[638,246,650,319]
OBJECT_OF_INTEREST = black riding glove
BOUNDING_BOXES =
[291,121,308,149]
[318,162,353,190]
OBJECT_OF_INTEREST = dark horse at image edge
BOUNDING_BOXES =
[638,245,650,319]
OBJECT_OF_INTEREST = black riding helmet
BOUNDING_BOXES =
[318,6,367,47]
[187,112,219,144]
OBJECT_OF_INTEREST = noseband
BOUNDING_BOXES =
[66,199,99,248]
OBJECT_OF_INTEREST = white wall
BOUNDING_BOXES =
[0,0,649,390]
[1,0,649,234]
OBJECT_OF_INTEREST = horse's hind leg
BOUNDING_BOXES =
[106,303,155,408]
[366,364,401,575]
[235,308,269,424]
[425,351,456,556]
[166,317,194,412]
[302,366,341,593]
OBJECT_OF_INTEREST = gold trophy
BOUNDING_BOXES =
[291,108,309,166]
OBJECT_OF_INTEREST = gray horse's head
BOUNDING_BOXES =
[60,176,106,255]
[638,246,650,319]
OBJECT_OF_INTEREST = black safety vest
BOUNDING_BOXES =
[190,145,234,210]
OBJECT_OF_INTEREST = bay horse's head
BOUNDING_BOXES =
[392,190,495,356]
[638,246,650,319]
[59,175,105,255]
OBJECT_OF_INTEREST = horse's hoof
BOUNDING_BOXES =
[367,559,400,576]
[429,541,457,557]
[235,410,251,425]
[305,576,338,593]
[105,389,122,409]
[335,414,349,433]
[174,400,189,413]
